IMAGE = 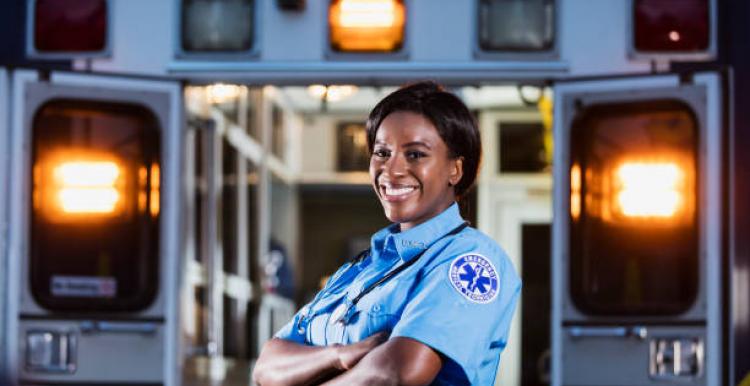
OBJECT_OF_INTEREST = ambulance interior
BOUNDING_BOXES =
[182,83,552,386]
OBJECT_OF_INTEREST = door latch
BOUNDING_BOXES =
[650,337,704,380]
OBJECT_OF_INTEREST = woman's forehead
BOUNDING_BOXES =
[375,111,442,143]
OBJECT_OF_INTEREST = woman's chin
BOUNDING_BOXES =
[382,207,410,225]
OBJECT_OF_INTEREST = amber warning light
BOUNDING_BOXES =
[35,155,126,218]
[329,0,405,52]
[614,162,683,218]
[54,161,120,213]
[609,159,694,223]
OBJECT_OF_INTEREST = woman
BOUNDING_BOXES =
[253,82,521,386]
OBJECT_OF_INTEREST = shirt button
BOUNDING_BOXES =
[372,304,381,312]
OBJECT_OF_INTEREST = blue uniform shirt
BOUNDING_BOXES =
[275,203,521,385]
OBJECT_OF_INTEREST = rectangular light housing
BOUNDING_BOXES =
[478,0,554,52]
[634,0,710,52]
[181,0,255,52]
[31,0,108,56]
[329,0,405,52]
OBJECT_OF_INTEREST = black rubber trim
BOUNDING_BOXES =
[562,320,707,327]
[19,314,165,323]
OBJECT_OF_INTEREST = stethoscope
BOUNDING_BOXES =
[296,221,469,337]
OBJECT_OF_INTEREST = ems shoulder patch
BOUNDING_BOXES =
[448,253,499,304]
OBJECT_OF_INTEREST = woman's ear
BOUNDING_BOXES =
[450,157,464,187]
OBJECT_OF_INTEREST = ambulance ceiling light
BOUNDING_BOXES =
[205,83,244,104]
[307,85,359,103]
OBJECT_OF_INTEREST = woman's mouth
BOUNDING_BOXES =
[379,183,418,202]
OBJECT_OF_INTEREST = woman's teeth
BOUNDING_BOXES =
[384,186,416,196]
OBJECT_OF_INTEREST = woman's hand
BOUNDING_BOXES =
[335,332,389,370]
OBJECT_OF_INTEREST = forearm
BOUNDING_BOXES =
[320,351,398,386]
[321,337,442,386]
[252,338,341,386]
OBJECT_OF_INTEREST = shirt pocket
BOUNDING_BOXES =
[355,278,409,339]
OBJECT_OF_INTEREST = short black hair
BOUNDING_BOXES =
[366,81,482,198]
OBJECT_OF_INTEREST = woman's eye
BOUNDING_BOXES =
[407,151,427,160]
[373,149,390,158]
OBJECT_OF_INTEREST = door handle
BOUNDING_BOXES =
[568,325,647,340]
[80,321,158,335]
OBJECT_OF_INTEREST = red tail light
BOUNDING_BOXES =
[33,0,108,53]
[633,0,709,52]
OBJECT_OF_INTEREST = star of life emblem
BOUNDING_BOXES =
[448,253,499,304]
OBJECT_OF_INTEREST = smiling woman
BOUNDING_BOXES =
[253,82,521,386]
[370,111,462,230]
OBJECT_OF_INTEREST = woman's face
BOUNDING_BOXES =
[370,111,463,231]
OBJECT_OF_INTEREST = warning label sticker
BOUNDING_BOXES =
[51,276,117,298]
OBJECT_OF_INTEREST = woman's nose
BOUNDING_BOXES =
[383,153,407,176]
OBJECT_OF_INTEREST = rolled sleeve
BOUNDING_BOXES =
[391,251,521,383]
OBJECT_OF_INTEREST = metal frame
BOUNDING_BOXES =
[25,0,114,60]
[6,69,183,385]
[627,0,718,63]
[172,0,262,61]
[167,60,568,84]
[551,73,723,386]
[472,0,561,61]
[201,116,224,362]
[0,68,9,384]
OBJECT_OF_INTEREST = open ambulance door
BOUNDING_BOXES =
[551,72,723,386]
[5,69,183,386]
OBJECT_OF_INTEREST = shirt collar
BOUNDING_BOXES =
[370,202,465,263]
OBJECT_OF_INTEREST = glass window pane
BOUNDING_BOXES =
[337,121,369,172]
[569,100,699,315]
[192,125,203,263]
[246,160,259,279]
[479,0,554,51]
[271,105,286,160]
[31,99,160,312]
[182,0,254,52]
[498,122,548,173]
[266,176,295,298]
[222,140,239,274]
[245,88,262,141]
[223,295,238,356]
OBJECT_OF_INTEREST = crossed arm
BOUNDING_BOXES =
[252,334,442,386]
